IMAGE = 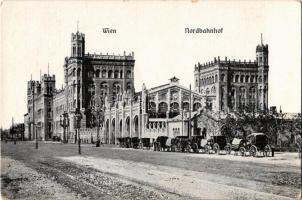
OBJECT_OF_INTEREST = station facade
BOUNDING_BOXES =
[24,30,269,142]
[194,40,269,113]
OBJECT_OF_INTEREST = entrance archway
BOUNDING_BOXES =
[133,116,139,137]
[125,116,130,137]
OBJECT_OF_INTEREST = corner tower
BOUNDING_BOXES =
[71,30,85,58]
[256,34,269,112]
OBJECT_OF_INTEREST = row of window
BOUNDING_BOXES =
[72,45,82,56]
[95,70,132,79]
[198,73,268,86]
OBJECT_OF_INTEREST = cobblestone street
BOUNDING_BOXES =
[1,142,301,199]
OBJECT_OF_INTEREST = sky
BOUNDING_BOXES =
[1,1,301,128]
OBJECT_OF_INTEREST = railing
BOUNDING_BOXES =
[143,120,168,138]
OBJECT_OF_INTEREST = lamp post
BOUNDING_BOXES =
[60,111,69,143]
[90,94,103,147]
[75,108,82,154]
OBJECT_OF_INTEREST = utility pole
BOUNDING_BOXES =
[32,80,38,149]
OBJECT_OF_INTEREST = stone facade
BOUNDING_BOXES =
[25,74,55,140]
[194,40,269,113]
[62,31,135,140]
[52,89,66,139]
[102,77,204,144]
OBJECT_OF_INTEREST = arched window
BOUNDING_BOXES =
[245,75,249,83]
[240,75,244,83]
[250,75,254,83]
[259,76,262,83]
[72,68,76,76]
[120,70,123,78]
[126,70,131,78]
[235,75,239,82]
[102,70,106,78]
[215,74,218,83]
[230,87,236,109]
[239,87,246,110]
[77,46,81,56]
[114,70,119,78]
[158,102,168,118]
[77,68,81,77]
[72,46,76,56]
[95,70,100,78]
[108,70,113,78]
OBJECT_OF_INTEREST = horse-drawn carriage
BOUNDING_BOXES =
[154,136,172,151]
[131,137,140,149]
[117,137,140,148]
[140,138,152,149]
[245,133,272,157]
[187,135,209,153]
[171,136,190,152]
[225,138,248,156]
[205,135,228,154]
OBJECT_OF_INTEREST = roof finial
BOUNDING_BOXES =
[261,33,263,45]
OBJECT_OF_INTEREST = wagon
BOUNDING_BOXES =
[171,136,190,152]
[207,135,228,154]
[154,136,172,151]
[188,135,205,153]
[225,138,248,156]
[140,138,152,149]
[131,137,140,149]
[245,133,272,157]
[118,137,131,148]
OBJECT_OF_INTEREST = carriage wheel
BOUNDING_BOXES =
[213,143,220,154]
[225,144,231,155]
[264,145,271,157]
[239,147,246,157]
[249,145,257,157]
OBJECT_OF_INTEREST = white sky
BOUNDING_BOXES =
[1,1,301,128]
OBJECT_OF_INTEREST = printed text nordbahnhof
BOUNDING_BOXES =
[185,28,223,34]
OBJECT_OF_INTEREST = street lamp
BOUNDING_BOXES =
[75,108,82,154]
[60,111,69,143]
[90,95,103,147]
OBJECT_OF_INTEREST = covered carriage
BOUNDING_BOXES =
[246,133,272,157]
[154,136,172,151]
[225,138,248,156]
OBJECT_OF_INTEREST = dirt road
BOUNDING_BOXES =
[1,142,301,199]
